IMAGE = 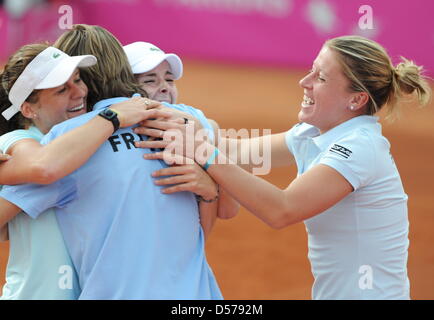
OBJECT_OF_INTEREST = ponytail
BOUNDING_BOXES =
[393,57,430,99]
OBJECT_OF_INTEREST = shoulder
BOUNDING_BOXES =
[52,111,98,132]
[329,126,386,159]
[0,128,42,153]
[286,122,319,139]
[0,129,35,143]
[319,127,384,190]
[162,102,215,140]
[285,122,319,152]
[43,111,98,143]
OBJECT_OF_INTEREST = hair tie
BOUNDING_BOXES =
[390,67,401,85]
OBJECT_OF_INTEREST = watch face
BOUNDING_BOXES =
[105,109,115,118]
[98,108,119,133]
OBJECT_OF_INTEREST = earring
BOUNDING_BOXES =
[349,105,355,111]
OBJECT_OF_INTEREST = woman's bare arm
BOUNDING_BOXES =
[0,98,169,185]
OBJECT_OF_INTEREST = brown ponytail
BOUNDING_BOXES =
[388,57,431,114]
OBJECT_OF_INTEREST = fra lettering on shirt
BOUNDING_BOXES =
[108,133,145,152]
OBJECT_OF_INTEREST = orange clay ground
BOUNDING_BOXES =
[1,60,433,299]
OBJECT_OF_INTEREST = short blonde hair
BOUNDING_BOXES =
[325,35,431,119]
[54,24,148,108]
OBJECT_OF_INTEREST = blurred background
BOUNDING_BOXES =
[0,0,433,299]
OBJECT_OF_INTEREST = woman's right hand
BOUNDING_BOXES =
[109,97,172,128]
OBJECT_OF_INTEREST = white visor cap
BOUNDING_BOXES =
[123,42,183,80]
[2,47,97,120]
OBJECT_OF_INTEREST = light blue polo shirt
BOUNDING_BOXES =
[285,115,409,300]
[0,98,223,300]
[0,126,80,300]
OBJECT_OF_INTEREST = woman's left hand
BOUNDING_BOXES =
[152,156,218,201]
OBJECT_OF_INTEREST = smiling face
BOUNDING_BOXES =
[22,69,88,134]
[298,46,359,133]
[135,61,178,104]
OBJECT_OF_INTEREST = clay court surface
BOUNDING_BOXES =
[1,60,433,299]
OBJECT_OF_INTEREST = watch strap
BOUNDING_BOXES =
[98,108,120,133]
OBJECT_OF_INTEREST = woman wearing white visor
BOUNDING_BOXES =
[0,43,168,299]
[124,41,182,104]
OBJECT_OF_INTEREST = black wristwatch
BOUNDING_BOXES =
[98,108,120,133]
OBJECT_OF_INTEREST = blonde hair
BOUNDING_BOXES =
[54,24,148,108]
[0,43,49,135]
[325,35,431,119]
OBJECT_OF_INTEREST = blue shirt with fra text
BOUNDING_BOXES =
[0,97,222,299]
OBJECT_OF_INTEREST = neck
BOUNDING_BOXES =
[30,120,49,134]
[319,113,364,135]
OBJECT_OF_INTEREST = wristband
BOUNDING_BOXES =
[203,148,219,171]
